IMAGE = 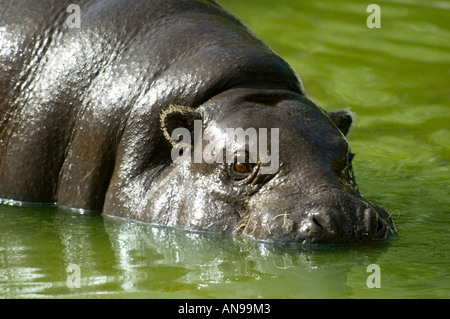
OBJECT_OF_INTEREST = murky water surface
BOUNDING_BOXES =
[1,0,449,298]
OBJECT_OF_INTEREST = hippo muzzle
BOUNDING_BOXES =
[246,186,394,244]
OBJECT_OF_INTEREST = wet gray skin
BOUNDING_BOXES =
[0,0,395,244]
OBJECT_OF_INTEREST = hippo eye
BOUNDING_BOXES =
[227,161,256,181]
[234,163,250,173]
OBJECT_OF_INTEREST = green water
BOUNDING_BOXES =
[1,0,449,298]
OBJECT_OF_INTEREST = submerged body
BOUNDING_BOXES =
[0,0,395,243]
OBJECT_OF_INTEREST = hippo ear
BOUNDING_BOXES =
[160,105,203,146]
[328,109,354,136]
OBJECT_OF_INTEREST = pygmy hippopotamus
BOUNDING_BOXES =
[0,0,395,243]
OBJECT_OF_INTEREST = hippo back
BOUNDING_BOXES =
[0,0,302,210]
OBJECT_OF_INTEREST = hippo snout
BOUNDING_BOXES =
[245,188,394,244]
[304,206,390,243]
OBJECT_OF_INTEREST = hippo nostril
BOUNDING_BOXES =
[312,215,334,233]
[312,216,324,229]
[362,207,389,240]
[376,219,386,235]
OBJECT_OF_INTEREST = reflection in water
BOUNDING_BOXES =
[54,209,118,295]
[0,205,389,298]
[101,215,388,298]
[0,205,62,297]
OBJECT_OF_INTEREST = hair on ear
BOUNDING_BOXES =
[160,105,203,146]
[328,108,355,136]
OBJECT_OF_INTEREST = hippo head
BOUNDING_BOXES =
[155,88,395,244]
